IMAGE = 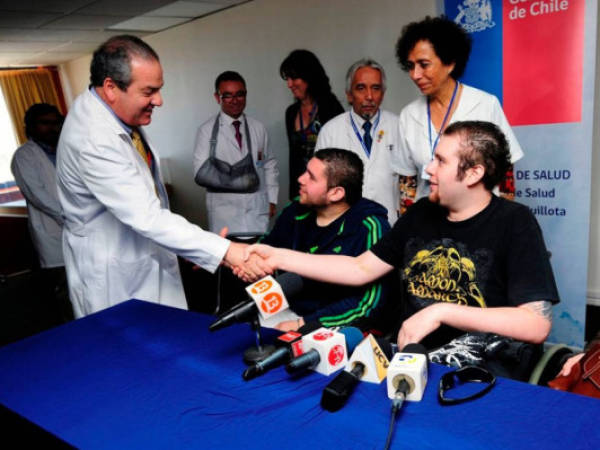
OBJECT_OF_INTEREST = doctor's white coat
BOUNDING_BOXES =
[315,109,402,225]
[11,140,64,268]
[57,89,229,318]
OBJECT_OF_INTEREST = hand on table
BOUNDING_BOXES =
[397,303,443,350]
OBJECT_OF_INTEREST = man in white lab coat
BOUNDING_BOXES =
[193,71,279,237]
[12,104,64,270]
[57,36,267,318]
[11,103,73,322]
[315,59,402,225]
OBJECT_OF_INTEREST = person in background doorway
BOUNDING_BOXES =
[11,103,73,323]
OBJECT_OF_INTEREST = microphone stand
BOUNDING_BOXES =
[243,316,276,365]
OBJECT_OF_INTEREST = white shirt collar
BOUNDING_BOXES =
[350,108,380,133]
[221,112,245,126]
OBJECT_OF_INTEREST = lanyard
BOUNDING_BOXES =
[298,102,318,142]
[349,110,381,157]
[427,81,459,157]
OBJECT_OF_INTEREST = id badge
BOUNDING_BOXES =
[256,149,264,168]
[421,164,430,180]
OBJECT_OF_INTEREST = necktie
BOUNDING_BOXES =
[132,129,159,197]
[233,120,243,150]
[362,120,373,155]
[131,129,150,168]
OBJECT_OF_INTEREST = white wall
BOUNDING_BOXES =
[60,55,92,106]
[61,0,437,226]
[59,0,600,308]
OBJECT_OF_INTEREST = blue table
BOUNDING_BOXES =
[0,300,598,449]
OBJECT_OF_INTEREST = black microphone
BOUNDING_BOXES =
[242,321,321,381]
[321,337,394,412]
[209,272,304,331]
[285,327,364,376]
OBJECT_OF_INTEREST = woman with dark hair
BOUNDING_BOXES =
[280,49,343,199]
[394,16,523,212]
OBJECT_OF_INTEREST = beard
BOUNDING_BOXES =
[428,188,440,204]
[358,102,378,120]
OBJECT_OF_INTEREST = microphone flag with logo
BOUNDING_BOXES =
[386,343,428,402]
[245,275,290,320]
[286,327,363,376]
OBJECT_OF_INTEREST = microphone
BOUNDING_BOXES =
[242,321,321,381]
[321,335,394,412]
[386,343,429,407]
[209,272,303,331]
[285,327,364,376]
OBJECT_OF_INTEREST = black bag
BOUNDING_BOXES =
[194,115,259,193]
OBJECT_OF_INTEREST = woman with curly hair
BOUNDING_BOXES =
[395,16,523,213]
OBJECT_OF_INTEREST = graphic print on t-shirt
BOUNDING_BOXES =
[403,238,489,307]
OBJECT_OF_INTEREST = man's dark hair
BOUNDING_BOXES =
[279,49,336,104]
[444,121,511,191]
[214,71,246,93]
[90,35,159,90]
[314,148,364,205]
[24,103,62,137]
[395,15,472,80]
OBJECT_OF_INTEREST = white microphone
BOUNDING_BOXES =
[386,343,428,404]
[285,327,363,376]
[209,273,302,331]
[245,274,291,320]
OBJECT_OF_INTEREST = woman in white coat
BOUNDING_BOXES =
[395,16,523,212]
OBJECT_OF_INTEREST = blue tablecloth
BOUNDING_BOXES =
[0,300,598,449]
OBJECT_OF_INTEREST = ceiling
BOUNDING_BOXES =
[0,0,248,67]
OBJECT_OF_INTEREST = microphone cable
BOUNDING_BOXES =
[383,378,410,450]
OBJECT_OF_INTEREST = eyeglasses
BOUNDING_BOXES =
[438,365,496,405]
[219,91,247,102]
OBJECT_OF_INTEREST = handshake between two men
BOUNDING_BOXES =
[227,242,385,334]
[227,232,557,379]
[217,226,275,282]
[220,123,560,382]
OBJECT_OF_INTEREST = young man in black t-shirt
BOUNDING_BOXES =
[245,121,559,378]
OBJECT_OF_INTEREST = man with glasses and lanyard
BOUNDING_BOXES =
[193,71,279,239]
[315,59,402,226]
